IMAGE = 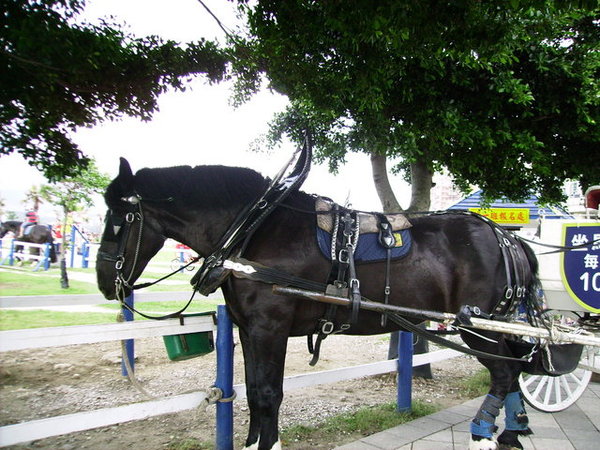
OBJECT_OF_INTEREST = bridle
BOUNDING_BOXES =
[97,194,200,319]
[97,195,146,303]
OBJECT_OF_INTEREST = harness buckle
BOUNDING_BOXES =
[321,320,335,335]
[338,248,350,264]
[115,257,124,270]
[125,212,136,223]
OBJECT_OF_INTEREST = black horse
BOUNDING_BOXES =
[97,158,549,450]
[0,221,57,263]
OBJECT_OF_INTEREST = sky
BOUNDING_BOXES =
[0,0,411,224]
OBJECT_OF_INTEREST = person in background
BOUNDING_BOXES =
[20,211,38,237]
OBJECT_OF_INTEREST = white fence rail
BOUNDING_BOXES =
[0,239,51,271]
[0,299,461,447]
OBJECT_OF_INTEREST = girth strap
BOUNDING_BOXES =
[376,213,395,327]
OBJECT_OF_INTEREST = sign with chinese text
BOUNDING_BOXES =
[469,208,530,225]
[561,223,600,312]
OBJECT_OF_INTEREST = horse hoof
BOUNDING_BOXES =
[243,440,281,450]
[469,436,498,450]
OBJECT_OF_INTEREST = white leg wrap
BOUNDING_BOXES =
[469,436,498,450]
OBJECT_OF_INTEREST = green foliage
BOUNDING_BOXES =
[40,159,110,213]
[1,0,228,180]
[459,368,492,398]
[232,1,600,204]
[281,401,437,445]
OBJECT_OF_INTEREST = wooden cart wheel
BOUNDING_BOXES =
[518,346,597,412]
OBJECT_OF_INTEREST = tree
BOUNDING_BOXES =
[22,185,44,213]
[1,0,228,180]
[232,1,599,210]
[41,160,110,288]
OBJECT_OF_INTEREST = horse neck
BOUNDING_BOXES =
[150,203,245,257]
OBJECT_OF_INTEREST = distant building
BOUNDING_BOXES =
[429,173,465,210]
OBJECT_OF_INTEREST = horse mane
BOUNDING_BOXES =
[133,165,271,208]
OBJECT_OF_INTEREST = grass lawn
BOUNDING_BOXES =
[0,309,118,330]
[0,266,194,296]
[0,266,222,330]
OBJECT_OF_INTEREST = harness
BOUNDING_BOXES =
[98,140,547,366]
[191,136,313,295]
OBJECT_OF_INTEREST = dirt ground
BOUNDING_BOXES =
[0,332,481,449]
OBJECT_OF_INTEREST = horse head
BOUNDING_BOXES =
[96,158,167,300]
[0,221,20,238]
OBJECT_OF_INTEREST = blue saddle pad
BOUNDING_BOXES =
[317,227,412,264]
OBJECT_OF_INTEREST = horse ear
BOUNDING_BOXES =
[117,157,134,190]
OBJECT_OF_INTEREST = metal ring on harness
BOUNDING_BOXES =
[321,321,335,334]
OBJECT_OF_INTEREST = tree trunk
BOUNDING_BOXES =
[371,153,433,378]
[408,160,433,212]
[59,211,69,289]
[370,153,402,213]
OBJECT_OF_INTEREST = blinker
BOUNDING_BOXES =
[121,195,140,205]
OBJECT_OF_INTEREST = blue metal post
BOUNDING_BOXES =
[215,305,234,450]
[8,239,15,266]
[43,243,51,270]
[81,242,89,268]
[69,226,76,268]
[396,331,413,412]
[121,293,135,376]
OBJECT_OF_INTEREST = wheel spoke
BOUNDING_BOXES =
[543,377,554,406]
[532,375,548,401]
[521,374,540,389]
[554,375,562,404]
[560,375,573,398]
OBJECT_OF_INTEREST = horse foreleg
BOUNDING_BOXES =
[497,379,533,450]
[240,327,288,450]
[239,329,261,449]
[469,360,523,450]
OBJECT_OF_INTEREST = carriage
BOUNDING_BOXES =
[516,190,600,412]
[96,141,600,450]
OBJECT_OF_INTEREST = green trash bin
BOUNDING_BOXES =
[163,312,216,361]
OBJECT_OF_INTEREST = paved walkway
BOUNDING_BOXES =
[336,382,600,450]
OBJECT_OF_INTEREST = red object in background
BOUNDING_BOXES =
[25,211,38,223]
[585,186,600,210]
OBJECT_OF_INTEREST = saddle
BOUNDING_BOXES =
[307,198,413,365]
[315,197,413,263]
